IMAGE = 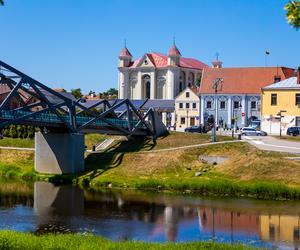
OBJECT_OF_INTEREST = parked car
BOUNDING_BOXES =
[185,125,202,133]
[240,127,267,136]
[287,126,300,136]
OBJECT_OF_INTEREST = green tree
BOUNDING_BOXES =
[0,0,4,6]
[285,1,300,30]
[9,125,17,138]
[99,88,118,99]
[71,88,83,99]
[27,126,35,139]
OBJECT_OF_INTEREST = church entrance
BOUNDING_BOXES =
[142,75,151,99]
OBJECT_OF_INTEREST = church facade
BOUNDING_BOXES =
[118,44,208,100]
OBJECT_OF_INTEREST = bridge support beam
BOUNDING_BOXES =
[35,132,85,174]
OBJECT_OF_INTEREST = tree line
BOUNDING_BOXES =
[71,88,118,99]
[1,125,36,139]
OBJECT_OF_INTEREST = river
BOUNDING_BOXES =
[0,181,300,249]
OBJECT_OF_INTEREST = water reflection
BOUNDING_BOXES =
[2,181,300,249]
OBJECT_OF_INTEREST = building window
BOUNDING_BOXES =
[251,101,257,110]
[233,101,240,109]
[186,103,190,109]
[192,103,196,109]
[181,117,185,124]
[296,93,300,106]
[296,117,300,126]
[206,101,212,109]
[271,93,277,106]
[179,103,183,109]
[186,92,190,98]
[220,101,226,109]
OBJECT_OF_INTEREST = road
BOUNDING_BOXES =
[243,136,300,154]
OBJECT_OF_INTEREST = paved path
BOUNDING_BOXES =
[135,140,239,153]
[243,136,300,154]
[0,146,34,151]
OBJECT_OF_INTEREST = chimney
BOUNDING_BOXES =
[298,67,300,84]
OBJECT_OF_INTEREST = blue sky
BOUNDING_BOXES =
[0,0,299,94]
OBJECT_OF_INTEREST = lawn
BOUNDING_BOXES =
[0,231,255,250]
[0,133,109,150]
[2,132,300,200]
[82,135,300,199]
[0,138,34,148]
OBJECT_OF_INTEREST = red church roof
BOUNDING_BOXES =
[199,67,295,95]
[119,47,132,57]
[168,45,181,56]
[130,52,208,70]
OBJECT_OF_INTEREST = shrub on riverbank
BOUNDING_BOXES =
[0,231,254,250]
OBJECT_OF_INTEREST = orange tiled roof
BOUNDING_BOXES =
[199,67,295,94]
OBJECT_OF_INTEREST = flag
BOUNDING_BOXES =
[265,50,270,55]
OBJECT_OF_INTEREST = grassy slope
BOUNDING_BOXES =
[0,138,34,148]
[0,231,254,250]
[2,132,300,199]
[82,133,300,199]
[0,134,108,150]
[0,134,108,180]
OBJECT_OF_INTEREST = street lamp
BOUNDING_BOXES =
[277,110,287,137]
[231,101,242,137]
[212,78,223,142]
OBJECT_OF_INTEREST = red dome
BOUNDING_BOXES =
[168,45,181,56]
[119,47,132,57]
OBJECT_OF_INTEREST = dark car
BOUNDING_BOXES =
[287,126,300,136]
[185,125,202,133]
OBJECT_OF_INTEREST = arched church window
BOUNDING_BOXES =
[188,72,195,87]
[157,77,166,99]
[142,75,151,99]
[196,73,202,87]
[179,71,186,93]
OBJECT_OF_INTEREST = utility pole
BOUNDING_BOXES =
[212,78,223,142]
[277,110,287,138]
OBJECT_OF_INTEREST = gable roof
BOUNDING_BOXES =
[263,77,300,90]
[129,52,208,70]
[199,67,295,95]
[175,86,200,100]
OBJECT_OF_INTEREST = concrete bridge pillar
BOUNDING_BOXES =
[35,132,85,174]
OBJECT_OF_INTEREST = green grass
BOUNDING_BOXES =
[0,231,255,250]
[0,134,109,150]
[0,138,34,148]
[0,149,36,181]
[1,133,300,201]
[84,134,110,150]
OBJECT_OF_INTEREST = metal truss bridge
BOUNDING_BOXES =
[0,60,167,140]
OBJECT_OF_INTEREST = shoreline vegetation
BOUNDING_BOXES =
[0,231,255,250]
[0,132,300,200]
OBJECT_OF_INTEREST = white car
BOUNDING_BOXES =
[240,127,268,136]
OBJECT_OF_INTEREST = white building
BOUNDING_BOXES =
[118,44,208,100]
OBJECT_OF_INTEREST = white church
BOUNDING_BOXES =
[118,44,208,100]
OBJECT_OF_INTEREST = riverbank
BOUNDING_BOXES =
[0,231,254,250]
[1,132,300,200]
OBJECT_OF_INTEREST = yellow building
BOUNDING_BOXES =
[261,75,300,135]
[175,87,200,130]
[260,214,300,245]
